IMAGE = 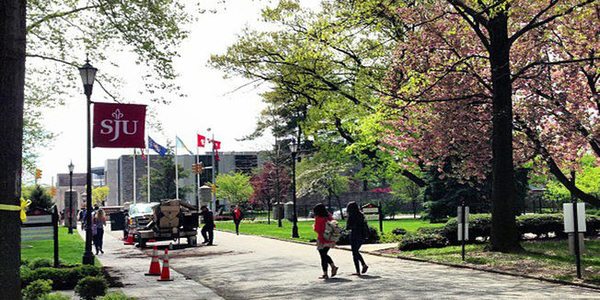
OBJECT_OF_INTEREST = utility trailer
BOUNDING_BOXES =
[137,199,200,248]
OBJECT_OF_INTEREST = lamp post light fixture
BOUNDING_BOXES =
[68,161,75,234]
[289,139,299,238]
[79,59,97,265]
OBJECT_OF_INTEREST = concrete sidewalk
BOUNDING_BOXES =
[170,231,600,299]
[78,227,222,300]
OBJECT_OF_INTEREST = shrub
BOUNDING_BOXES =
[391,228,407,235]
[28,258,53,270]
[399,232,448,251]
[23,265,103,290]
[21,265,33,283]
[75,276,108,300]
[23,279,52,300]
[444,214,491,244]
[41,293,71,300]
[100,292,135,300]
[517,214,564,237]
[337,226,380,245]
[380,232,403,243]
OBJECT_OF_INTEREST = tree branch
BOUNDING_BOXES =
[27,5,101,33]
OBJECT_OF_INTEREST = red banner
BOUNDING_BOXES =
[213,140,221,150]
[93,102,146,148]
[197,134,206,147]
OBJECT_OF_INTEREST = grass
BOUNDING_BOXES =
[215,218,443,243]
[21,227,87,266]
[393,239,600,285]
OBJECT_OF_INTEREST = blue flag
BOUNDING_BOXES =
[148,136,168,157]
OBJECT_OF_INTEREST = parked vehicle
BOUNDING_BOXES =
[124,202,160,237]
[136,199,200,248]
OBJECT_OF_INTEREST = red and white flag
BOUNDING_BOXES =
[93,102,146,148]
[213,140,221,150]
[197,134,206,147]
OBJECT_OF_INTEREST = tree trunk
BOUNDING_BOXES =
[488,14,522,252]
[0,0,26,297]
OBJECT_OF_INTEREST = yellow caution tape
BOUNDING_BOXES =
[0,199,31,222]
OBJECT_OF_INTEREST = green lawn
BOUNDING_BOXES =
[216,218,443,243]
[397,239,600,285]
[21,227,87,265]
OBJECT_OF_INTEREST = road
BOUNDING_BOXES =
[162,231,600,299]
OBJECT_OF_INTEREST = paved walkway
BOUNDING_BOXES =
[77,227,223,300]
[168,231,599,300]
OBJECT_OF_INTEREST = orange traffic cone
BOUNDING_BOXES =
[144,246,161,276]
[157,248,174,281]
[123,230,135,245]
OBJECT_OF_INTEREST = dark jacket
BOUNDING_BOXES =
[346,213,367,240]
[201,210,215,227]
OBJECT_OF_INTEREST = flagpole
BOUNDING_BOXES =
[147,138,151,203]
[133,149,137,204]
[211,132,216,211]
[175,136,179,200]
[196,144,200,209]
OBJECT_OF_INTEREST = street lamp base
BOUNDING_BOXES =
[68,227,73,234]
[292,225,299,238]
[82,252,95,265]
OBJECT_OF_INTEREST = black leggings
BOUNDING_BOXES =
[351,238,366,273]
[318,247,334,273]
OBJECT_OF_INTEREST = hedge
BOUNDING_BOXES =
[399,232,449,251]
[399,213,600,251]
[337,226,380,245]
[22,265,103,290]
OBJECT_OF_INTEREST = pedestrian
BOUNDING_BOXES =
[92,208,107,255]
[79,208,87,230]
[200,205,215,245]
[346,201,369,275]
[232,205,243,235]
[313,203,338,279]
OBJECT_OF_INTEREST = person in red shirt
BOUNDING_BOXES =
[231,205,243,235]
[313,203,338,279]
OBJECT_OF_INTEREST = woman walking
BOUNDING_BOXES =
[346,202,369,275]
[92,208,107,255]
[232,205,243,235]
[313,203,338,279]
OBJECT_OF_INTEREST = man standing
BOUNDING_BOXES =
[200,205,215,245]
[232,205,243,235]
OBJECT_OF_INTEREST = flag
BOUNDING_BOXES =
[197,134,206,147]
[148,136,167,157]
[176,136,194,155]
[93,102,147,148]
[213,140,221,150]
[215,151,220,161]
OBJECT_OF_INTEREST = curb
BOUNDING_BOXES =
[216,229,600,291]
[365,250,600,291]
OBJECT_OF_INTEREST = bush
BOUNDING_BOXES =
[100,292,135,300]
[380,232,403,243]
[28,258,53,270]
[75,276,108,300]
[23,279,53,300]
[23,265,103,290]
[399,232,448,251]
[517,214,564,237]
[391,228,407,235]
[444,214,491,244]
[337,226,380,245]
[41,293,71,300]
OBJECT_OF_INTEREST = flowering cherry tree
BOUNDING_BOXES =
[383,0,598,252]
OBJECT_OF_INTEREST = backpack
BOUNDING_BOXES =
[323,220,343,242]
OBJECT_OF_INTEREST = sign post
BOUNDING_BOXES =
[457,201,469,261]
[22,206,59,267]
[564,171,585,279]
[362,203,381,234]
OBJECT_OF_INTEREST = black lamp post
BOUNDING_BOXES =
[289,140,299,238]
[79,59,97,265]
[68,161,74,234]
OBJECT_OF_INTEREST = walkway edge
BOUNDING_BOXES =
[216,229,600,291]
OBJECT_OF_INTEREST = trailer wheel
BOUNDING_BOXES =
[188,236,197,246]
